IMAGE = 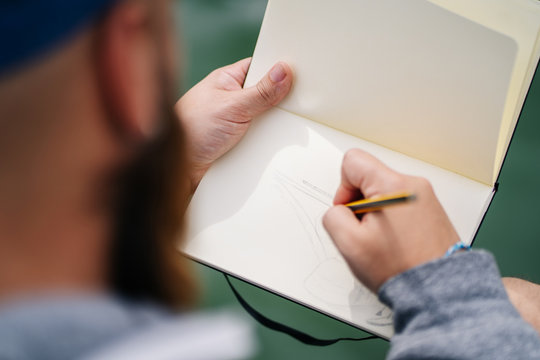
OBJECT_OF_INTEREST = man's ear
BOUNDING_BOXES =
[97,1,160,140]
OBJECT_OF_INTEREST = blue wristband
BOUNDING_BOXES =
[444,241,471,257]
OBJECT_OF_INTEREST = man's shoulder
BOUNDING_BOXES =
[0,294,255,360]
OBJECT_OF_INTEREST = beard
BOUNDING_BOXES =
[108,83,196,309]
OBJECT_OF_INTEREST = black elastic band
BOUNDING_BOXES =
[224,274,378,346]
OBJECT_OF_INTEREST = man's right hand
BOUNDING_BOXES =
[323,149,460,293]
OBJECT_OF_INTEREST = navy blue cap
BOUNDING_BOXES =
[0,0,117,75]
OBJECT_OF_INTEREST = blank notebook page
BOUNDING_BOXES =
[245,0,518,185]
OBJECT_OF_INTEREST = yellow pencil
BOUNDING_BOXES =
[345,192,416,214]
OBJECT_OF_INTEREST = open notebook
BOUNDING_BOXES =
[183,0,540,339]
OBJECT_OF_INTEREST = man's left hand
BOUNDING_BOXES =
[175,58,293,191]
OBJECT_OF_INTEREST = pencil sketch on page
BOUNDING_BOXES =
[272,170,392,327]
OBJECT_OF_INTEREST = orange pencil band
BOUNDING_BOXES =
[344,192,416,214]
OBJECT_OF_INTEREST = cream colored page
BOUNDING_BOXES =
[245,0,517,185]
[427,0,540,185]
[183,108,494,339]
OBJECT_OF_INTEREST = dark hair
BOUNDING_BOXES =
[109,102,196,309]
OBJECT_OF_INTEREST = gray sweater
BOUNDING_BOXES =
[0,250,538,359]
[380,250,540,359]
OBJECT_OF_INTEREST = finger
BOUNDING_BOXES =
[333,181,362,206]
[221,58,253,85]
[237,62,293,118]
[323,205,367,254]
[334,149,403,204]
[333,150,381,205]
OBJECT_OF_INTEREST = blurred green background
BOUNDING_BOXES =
[174,1,540,359]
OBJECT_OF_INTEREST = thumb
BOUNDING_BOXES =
[239,62,293,118]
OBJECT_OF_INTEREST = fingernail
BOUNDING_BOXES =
[269,63,287,83]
